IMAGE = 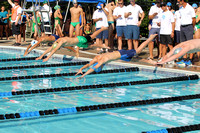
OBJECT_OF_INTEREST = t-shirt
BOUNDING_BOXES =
[148,5,163,28]
[40,5,52,22]
[125,4,143,25]
[158,10,174,35]
[174,10,181,31]
[0,11,8,23]
[92,9,108,28]
[11,4,22,24]
[179,3,195,25]
[113,6,126,26]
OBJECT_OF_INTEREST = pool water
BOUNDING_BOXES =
[0,49,200,133]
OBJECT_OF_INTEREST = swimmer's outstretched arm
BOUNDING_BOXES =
[80,61,104,78]
[42,41,63,62]
[35,46,53,61]
[75,57,98,77]
[24,44,32,56]
[157,47,189,65]
[136,34,157,54]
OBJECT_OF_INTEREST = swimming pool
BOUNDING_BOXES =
[0,46,200,133]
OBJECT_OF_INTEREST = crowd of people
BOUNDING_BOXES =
[1,0,200,75]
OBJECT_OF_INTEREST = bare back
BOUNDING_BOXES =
[57,36,79,46]
[70,7,82,22]
[96,51,121,64]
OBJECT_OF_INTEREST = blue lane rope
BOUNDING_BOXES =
[2,92,200,121]
[142,123,200,133]
[0,61,89,70]
[0,67,139,81]
[0,74,198,98]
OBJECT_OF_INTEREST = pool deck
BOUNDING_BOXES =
[1,37,200,74]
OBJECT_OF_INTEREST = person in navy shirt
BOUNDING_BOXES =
[0,6,9,40]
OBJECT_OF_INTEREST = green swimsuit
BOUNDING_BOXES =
[55,17,61,27]
[195,15,200,30]
[32,17,41,32]
[70,22,80,28]
[76,36,88,48]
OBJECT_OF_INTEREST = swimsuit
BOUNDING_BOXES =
[195,15,200,30]
[76,35,92,48]
[118,49,136,61]
[51,34,60,41]
[91,62,105,73]
[70,22,80,28]
[108,21,114,26]
[32,17,41,32]
[54,17,61,27]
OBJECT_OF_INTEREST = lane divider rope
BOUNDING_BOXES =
[1,74,198,97]
[0,61,89,70]
[0,56,47,62]
[142,123,200,133]
[1,91,200,120]
[0,67,139,81]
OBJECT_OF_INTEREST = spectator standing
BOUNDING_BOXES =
[148,0,162,60]
[167,2,175,14]
[54,5,63,37]
[113,0,126,50]
[8,0,22,46]
[69,1,83,37]
[78,4,86,36]
[193,3,200,39]
[20,12,29,42]
[103,0,116,50]
[158,2,175,59]
[177,0,196,66]
[40,0,52,36]
[92,2,109,53]
[0,6,9,40]
[174,4,182,46]
[124,0,144,50]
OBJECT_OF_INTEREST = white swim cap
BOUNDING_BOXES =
[173,48,182,55]
[31,40,38,46]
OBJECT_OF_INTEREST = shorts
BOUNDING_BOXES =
[160,35,173,45]
[41,22,51,33]
[125,25,140,40]
[20,23,26,32]
[180,24,193,42]
[174,30,180,43]
[96,28,109,39]
[118,49,136,61]
[51,34,60,41]
[149,28,160,42]
[116,26,126,37]
[12,23,21,35]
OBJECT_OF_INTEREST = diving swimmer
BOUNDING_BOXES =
[75,34,158,78]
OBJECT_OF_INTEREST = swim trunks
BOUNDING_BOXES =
[76,36,89,48]
[108,21,114,26]
[70,22,80,28]
[118,49,136,61]
[91,62,105,73]
[51,34,60,41]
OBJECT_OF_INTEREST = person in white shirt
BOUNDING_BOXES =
[158,2,175,58]
[92,2,109,53]
[124,0,144,50]
[113,0,126,50]
[176,0,196,66]
[40,0,52,35]
[174,4,182,45]
[148,0,162,60]
[7,0,22,46]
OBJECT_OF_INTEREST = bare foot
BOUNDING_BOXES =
[35,57,42,60]
[141,59,157,65]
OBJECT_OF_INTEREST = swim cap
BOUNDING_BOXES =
[152,3,155,6]
[192,3,198,8]
[173,48,182,55]
[167,2,172,7]
[73,0,77,4]
[97,2,103,9]
[31,40,38,46]
[43,0,48,4]
[92,62,105,73]
[54,5,60,10]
